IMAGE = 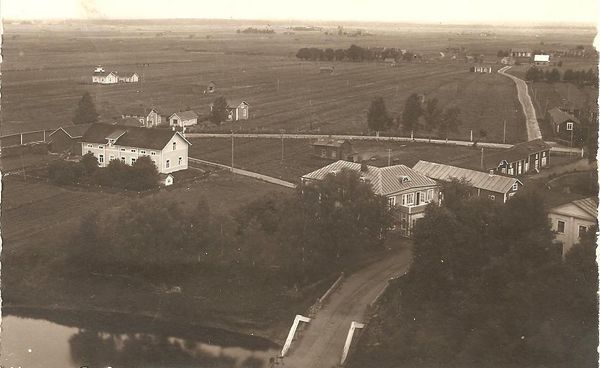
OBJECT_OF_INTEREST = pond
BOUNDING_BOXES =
[0,313,280,368]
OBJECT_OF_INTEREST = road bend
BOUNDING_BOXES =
[498,66,542,141]
[283,247,411,368]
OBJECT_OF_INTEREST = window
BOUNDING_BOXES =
[489,195,496,200]
[131,149,136,153]
[140,150,146,154]
[566,122,573,131]
[121,157,126,162]
[512,183,518,191]
[87,144,93,148]
[332,150,337,158]
[98,145,104,149]
[151,151,156,156]
[557,220,565,234]
[387,196,396,207]
[578,225,587,238]
[99,154,104,164]
[172,142,177,151]
[426,189,434,202]
[166,160,170,168]
[131,158,136,165]
[178,157,182,165]
[403,193,415,206]
[320,148,327,158]
[109,155,115,161]
[121,148,126,151]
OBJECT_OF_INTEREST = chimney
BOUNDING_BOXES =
[360,162,368,172]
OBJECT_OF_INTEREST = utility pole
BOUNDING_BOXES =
[277,78,280,92]
[231,130,234,170]
[480,147,484,170]
[280,129,285,163]
[470,130,473,142]
[388,148,391,166]
[503,120,506,144]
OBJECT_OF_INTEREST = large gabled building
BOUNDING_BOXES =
[301,160,439,237]
[81,123,191,174]
[548,197,598,256]
[482,139,551,176]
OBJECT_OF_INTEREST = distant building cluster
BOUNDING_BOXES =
[92,65,139,84]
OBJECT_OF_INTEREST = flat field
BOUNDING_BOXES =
[4,21,593,142]
[188,137,494,182]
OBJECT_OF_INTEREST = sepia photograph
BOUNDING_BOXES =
[0,0,598,367]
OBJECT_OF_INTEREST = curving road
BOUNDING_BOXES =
[282,247,411,368]
[498,66,542,141]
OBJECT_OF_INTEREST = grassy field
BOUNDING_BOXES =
[4,21,593,142]
[188,137,499,182]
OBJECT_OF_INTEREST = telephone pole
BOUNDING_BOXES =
[503,120,506,144]
[388,148,392,166]
[231,130,234,170]
[280,129,285,162]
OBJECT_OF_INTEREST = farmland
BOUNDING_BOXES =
[2,21,593,142]
[188,137,499,182]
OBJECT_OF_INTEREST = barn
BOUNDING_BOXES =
[48,124,92,156]
[311,139,356,161]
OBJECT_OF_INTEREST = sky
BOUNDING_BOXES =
[2,0,599,25]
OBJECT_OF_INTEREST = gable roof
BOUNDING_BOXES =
[482,139,551,169]
[572,197,598,218]
[170,110,198,121]
[413,160,521,194]
[82,123,191,150]
[227,99,249,108]
[548,107,581,126]
[312,138,351,148]
[301,160,437,196]
[50,124,92,139]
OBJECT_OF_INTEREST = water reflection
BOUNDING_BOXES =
[1,315,278,368]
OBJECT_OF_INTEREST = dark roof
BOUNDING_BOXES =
[170,110,198,121]
[50,124,92,139]
[413,160,521,194]
[548,107,581,127]
[312,138,350,148]
[482,139,551,169]
[82,123,191,150]
[302,160,437,196]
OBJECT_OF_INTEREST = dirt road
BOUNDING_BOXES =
[283,247,411,368]
[498,66,542,141]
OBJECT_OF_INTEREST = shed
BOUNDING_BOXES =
[160,173,174,187]
[48,124,92,156]
[311,139,356,161]
[319,66,335,74]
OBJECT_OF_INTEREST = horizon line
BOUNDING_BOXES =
[3,17,597,28]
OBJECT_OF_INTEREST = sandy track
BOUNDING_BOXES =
[498,66,542,141]
[283,248,411,368]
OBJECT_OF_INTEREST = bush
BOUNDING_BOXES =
[48,160,85,185]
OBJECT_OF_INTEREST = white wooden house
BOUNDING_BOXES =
[81,123,191,174]
[169,110,198,128]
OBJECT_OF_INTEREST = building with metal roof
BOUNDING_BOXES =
[302,160,439,237]
[480,139,551,176]
[413,160,522,203]
[548,196,598,256]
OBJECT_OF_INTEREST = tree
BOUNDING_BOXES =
[401,93,422,133]
[81,152,99,175]
[422,98,442,133]
[324,48,335,61]
[73,91,98,125]
[547,68,561,83]
[128,156,159,191]
[367,97,392,133]
[48,160,85,185]
[334,48,346,61]
[209,96,228,124]
[438,106,461,138]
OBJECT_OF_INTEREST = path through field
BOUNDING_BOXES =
[498,66,542,141]
[283,247,411,368]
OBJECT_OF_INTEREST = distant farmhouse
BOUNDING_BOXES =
[471,65,492,73]
[92,66,139,84]
[122,107,163,128]
[205,81,217,94]
[48,124,92,156]
[319,66,335,74]
[81,123,191,174]
[302,160,439,237]
[482,139,551,176]
[533,54,550,66]
[169,110,199,128]
[548,197,598,256]
[547,107,582,144]
[311,138,357,161]
[413,161,522,203]
[226,100,250,121]
[510,48,532,58]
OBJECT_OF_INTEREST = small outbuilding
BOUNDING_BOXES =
[533,54,550,66]
[48,124,92,156]
[311,139,356,161]
[159,173,174,187]
[205,81,217,94]
[319,66,335,74]
[547,107,583,144]
[471,65,492,73]
[169,110,199,128]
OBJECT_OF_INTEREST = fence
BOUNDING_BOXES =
[0,129,54,148]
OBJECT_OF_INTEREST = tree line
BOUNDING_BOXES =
[67,169,393,287]
[525,66,598,86]
[296,45,416,62]
[350,183,598,368]
[48,153,159,191]
[367,94,461,138]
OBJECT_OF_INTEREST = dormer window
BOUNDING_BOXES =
[399,176,410,183]
[108,139,116,146]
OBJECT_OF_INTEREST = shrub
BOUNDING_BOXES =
[48,160,85,185]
